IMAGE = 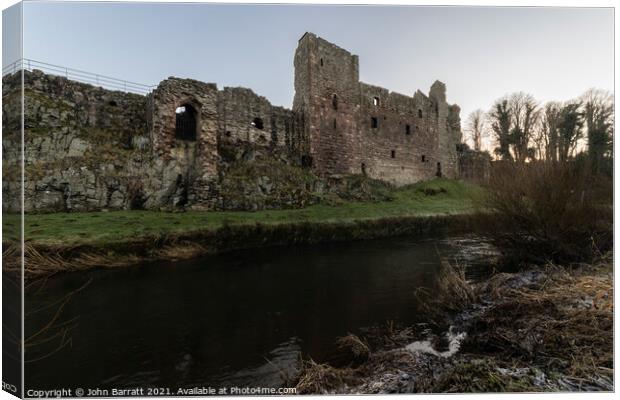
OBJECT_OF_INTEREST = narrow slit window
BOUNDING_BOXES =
[421,155,426,162]
[405,125,411,135]
[332,94,338,110]
[373,96,380,106]
[418,109,423,118]
[371,117,378,129]
[391,150,396,158]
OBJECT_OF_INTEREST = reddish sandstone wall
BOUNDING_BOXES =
[293,32,462,185]
[293,33,362,176]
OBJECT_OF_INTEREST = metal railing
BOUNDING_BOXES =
[2,58,156,95]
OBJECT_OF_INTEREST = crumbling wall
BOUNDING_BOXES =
[216,87,300,163]
[4,69,150,212]
[2,71,23,212]
[5,70,316,213]
[358,83,440,185]
[459,149,491,183]
[293,32,462,186]
[430,81,461,180]
[148,78,219,208]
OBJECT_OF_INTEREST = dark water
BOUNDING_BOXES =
[25,236,496,391]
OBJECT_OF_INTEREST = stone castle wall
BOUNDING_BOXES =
[293,33,462,186]
[459,148,492,184]
[3,69,151,212]
[3,32,468,213]
[293,32,362,176]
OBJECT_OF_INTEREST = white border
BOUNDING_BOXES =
[0,2,616,400]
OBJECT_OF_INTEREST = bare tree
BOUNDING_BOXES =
[465,109,486,151]
[508,92,539,162]
[536,102,562,162]
[581,88,614,174]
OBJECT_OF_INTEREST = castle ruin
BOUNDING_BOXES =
[3,33,476,213]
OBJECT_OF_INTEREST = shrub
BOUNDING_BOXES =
[477,161,611,267]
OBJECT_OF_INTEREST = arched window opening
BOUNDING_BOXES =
[332,94,338,110]
[252,117,264,130]
[361,163,367,176]
[373,97,380,106]
[175,104,197,141]
[436,162,442,177]
[418,109,423,118]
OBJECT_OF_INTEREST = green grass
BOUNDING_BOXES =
[4,178,481,247]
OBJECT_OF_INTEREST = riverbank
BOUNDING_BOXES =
[3,179,481,276]
[292,255,614,393]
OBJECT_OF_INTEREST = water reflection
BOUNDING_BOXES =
[25,236,495,390]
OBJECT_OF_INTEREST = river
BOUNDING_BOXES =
[25,235,496,391]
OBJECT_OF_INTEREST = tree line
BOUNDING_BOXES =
[464,89,614,174]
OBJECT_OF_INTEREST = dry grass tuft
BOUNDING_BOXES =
[21,243,144,278]
[336,334,370,359]
[6,238,212,280]
[416,260,477,319]
[294,359,359,394]
[333,334,371,366]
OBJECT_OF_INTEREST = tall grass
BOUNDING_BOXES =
[477,161,612,266]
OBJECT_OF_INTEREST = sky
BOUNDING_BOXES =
[2,2,614,123]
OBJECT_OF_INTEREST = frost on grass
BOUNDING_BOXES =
[405,327,466,358]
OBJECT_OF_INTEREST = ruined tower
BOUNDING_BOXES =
[293,32,362,176]
[293,32,462,184]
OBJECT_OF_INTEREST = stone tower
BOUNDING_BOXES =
[293,32,362,176]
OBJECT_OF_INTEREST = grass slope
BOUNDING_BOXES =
[4,179,481,247]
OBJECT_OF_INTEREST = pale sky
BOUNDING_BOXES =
[3,1,614,123]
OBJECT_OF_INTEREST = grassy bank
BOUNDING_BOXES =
[7,179,479,246]
[3,179,481,275]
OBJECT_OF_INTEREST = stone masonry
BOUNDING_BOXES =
[3,33,476,213]
[293,33,462,185]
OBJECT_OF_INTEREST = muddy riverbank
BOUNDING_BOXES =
[6,213,477,277]
[292,255,614,393]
